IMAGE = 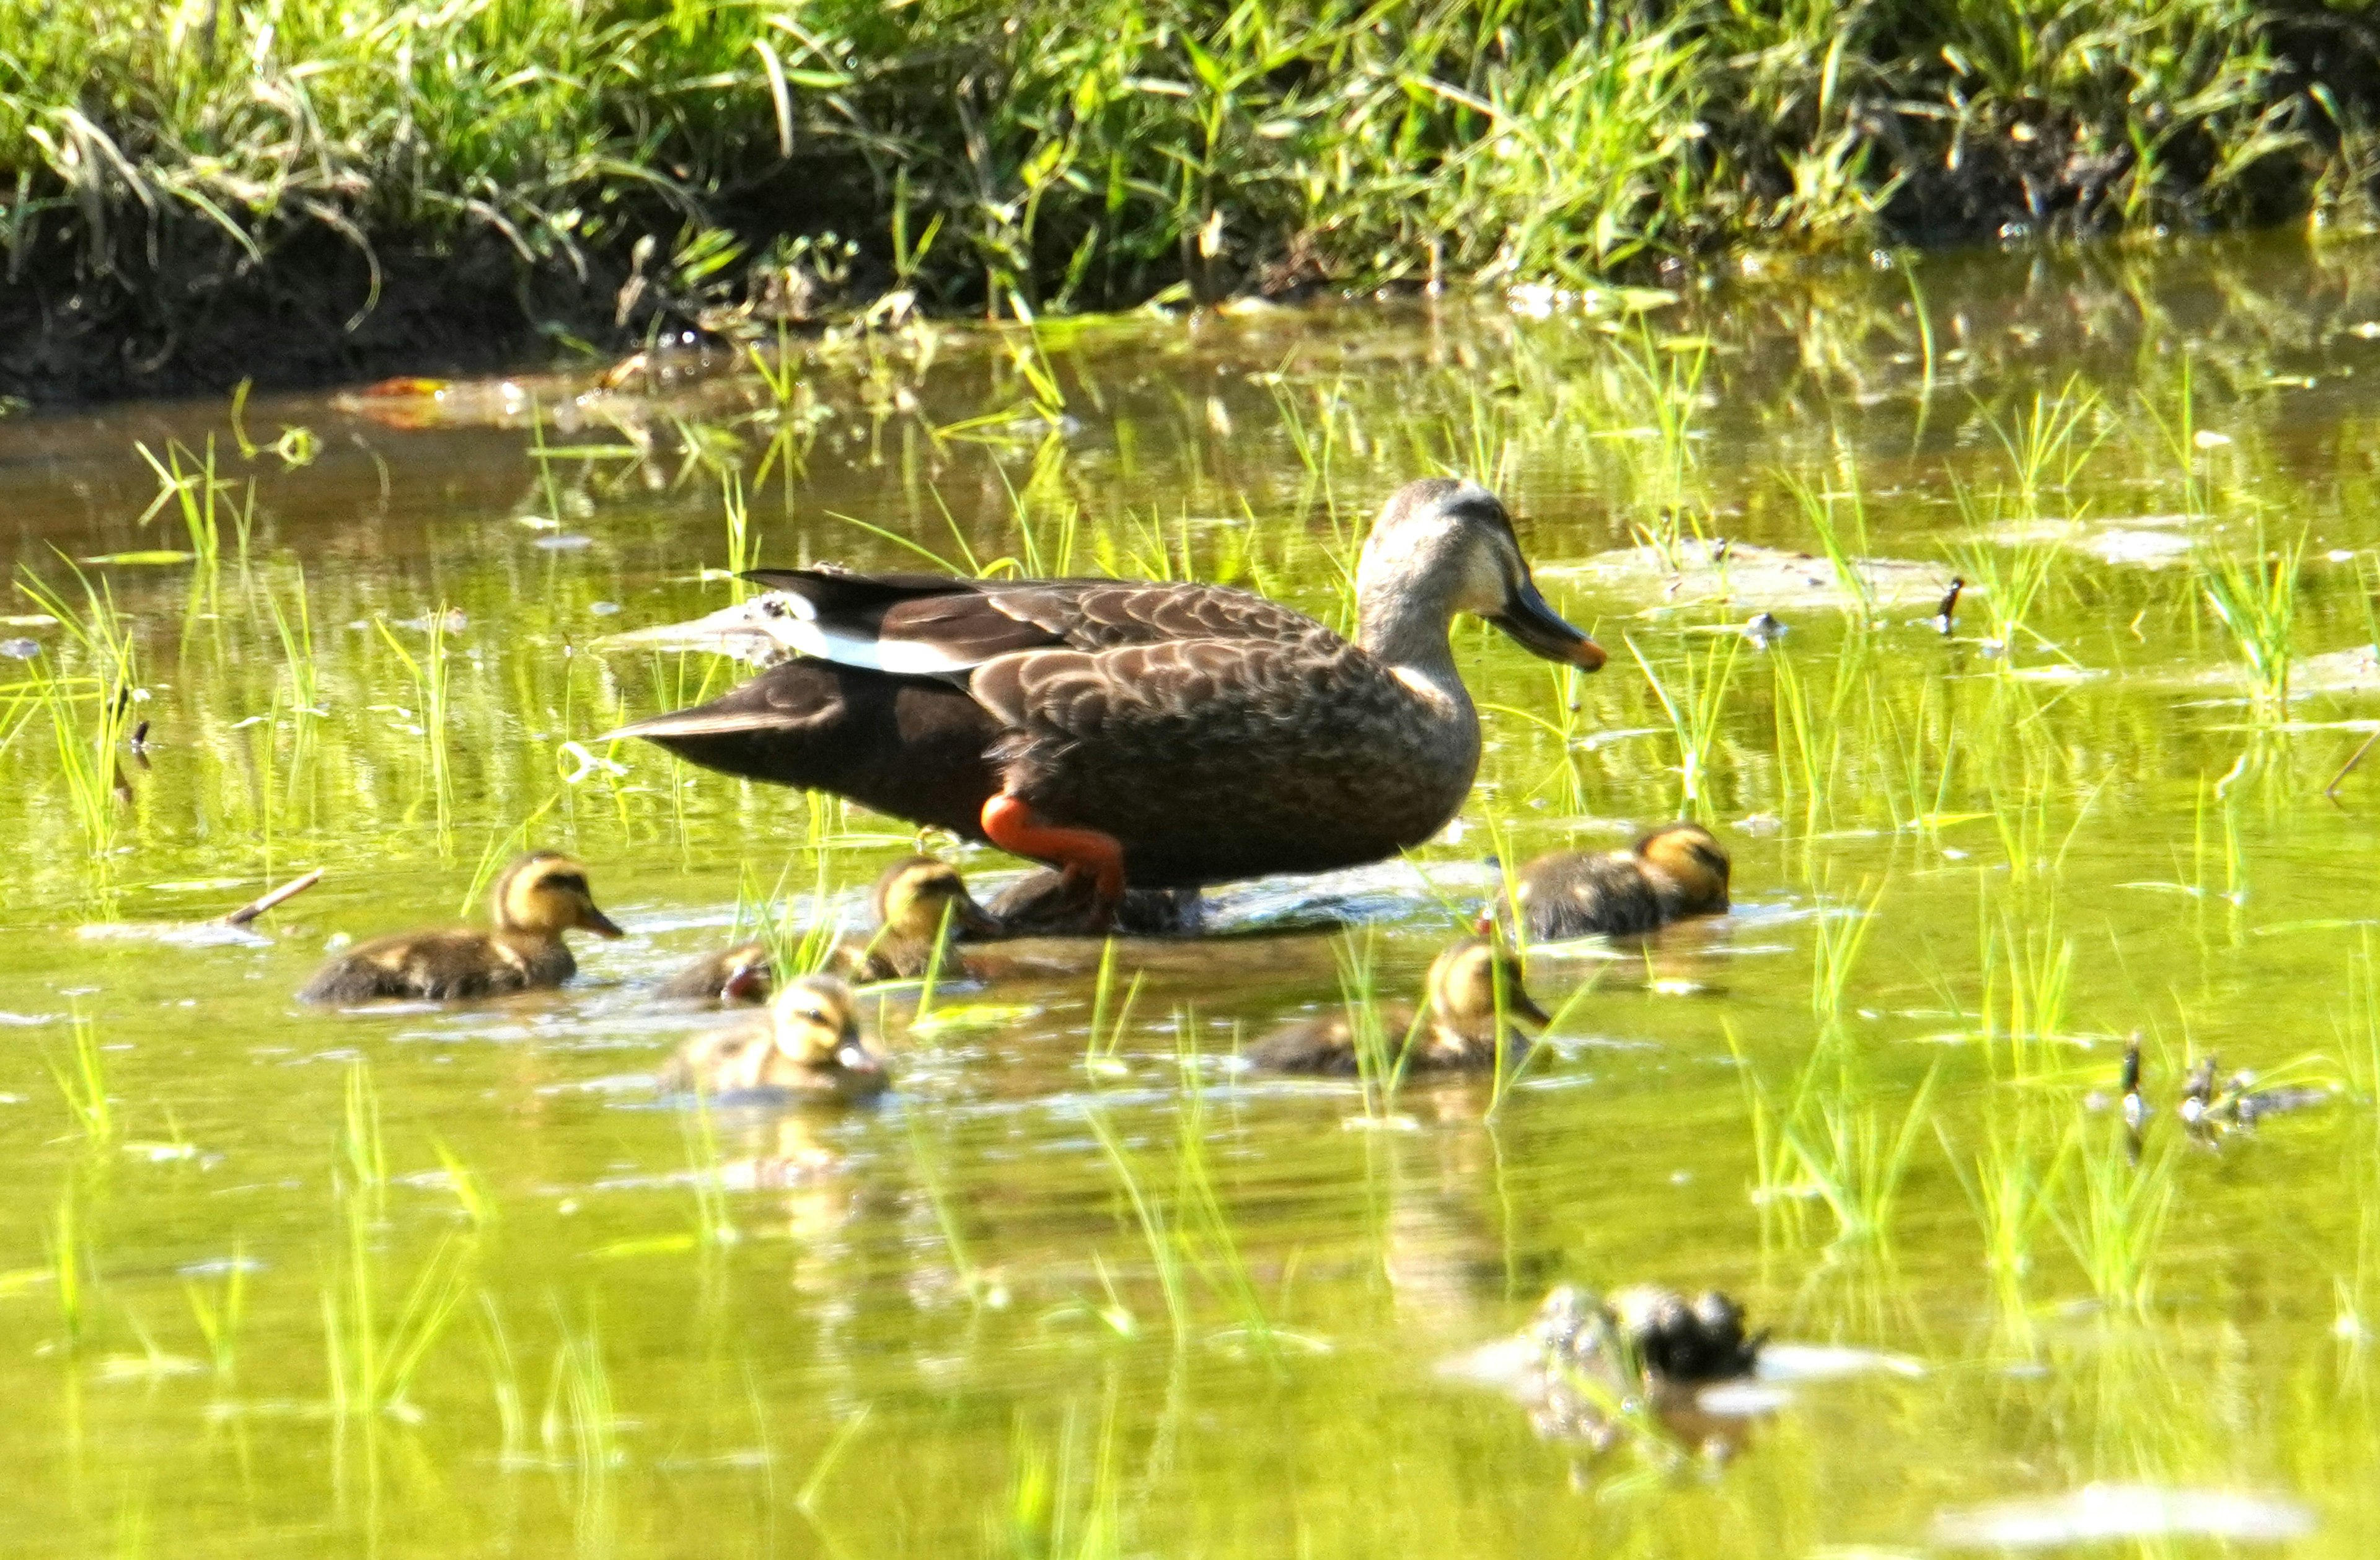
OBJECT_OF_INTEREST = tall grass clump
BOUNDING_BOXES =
[0,0,2356,395]
[2198,521,2305,716]
[13,566,139,855]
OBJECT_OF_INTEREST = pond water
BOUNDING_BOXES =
[3,235,2379,1556]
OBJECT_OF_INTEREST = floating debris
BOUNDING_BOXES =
[1931,576,1964,635]
[1931,1483,2314,1548]
[0,638,38,659]
[1743,611,1787,648]
[1442,1284,1766,1455]
[2096,1034,2330,1156]
[1548,540,1969,612]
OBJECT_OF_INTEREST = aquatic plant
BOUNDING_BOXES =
[2198,520,2305,716]
[1626,633,1739,808]
[48,1008,112,1142]
[1781,462,1878,620]
[2054,1126,2179,1316]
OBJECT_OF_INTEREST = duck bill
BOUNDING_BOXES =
[593,599,789,664]
[578,904,627,939]
[950,896,1002,939]
[834,1042,889,1086]
[1507,987,1551,1026]
[1492,577,1605,671]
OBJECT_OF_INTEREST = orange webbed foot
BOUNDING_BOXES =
[981,795,1126,927]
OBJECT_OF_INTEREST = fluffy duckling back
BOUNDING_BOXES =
[658,855,998,1004]
[983,869,1204,937]
[299,852,622,1003]
[1514,822,1730,943]
[1248,936,1546,1076]
[657,974,889,1101]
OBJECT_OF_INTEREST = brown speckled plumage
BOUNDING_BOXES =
[299,852,622,1003]
[1247,938,1546,1076]
[1514,822,1731,943]
[606,480,1603,889]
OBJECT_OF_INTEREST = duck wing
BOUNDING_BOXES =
[740,569,1327,674]
[970,630,1461,886]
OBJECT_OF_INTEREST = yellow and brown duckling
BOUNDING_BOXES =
[657,855,1000,1004]
[298,852,623,1003]
[656,974,889,1101]
[1248,936,1547,1076]
[1512,822,1730,943]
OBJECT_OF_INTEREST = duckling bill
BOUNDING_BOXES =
[1513,822,1730,943]
[1248,936,1545,1076]
[658,855,999,1004]
[658,974,889,1102]
[299,852,621,1003]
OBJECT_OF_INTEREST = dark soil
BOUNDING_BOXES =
[0,227,632,405]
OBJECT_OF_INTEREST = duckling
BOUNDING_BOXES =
[657,974,889,1101]
[656,855,999,1004]
[982,868,1204,937]
[298,852,622,1003]
[1248,936,1546,1076]
[1512,822,1730,942]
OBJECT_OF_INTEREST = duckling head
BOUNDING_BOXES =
[769,974,887,1090]
[1635,822,1730,913]
[491,852,624,938]
[872,855,999,943]
[1426,936,1550,1029]
[1356,479,1605,671]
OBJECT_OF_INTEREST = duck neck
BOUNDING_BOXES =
[1357,582,1470,712]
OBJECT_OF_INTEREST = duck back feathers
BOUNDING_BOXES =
[299,930,576,1003]
[1515,853,1668,941]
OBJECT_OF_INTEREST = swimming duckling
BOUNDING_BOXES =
[657,855,1000,1004]
[1248,936,1546,1075]
[298,852,623,1003]
[657,974,889,1101]
[983,868,1204,937]
[1512,822,1730,943]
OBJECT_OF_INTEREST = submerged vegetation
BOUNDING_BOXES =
[15,0,2380,394]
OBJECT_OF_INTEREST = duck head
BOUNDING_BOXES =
[769,974,889,1096]
[873,855,1000,942]
[491,852,624,938]
[1357,479,1605,671]
[1635,822,1730,914]
[1426,935,1550,1029]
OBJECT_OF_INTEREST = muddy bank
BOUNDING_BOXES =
[0,227,631,405]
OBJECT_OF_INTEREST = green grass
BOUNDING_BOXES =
[0,0,2368,389]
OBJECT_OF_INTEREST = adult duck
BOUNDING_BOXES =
[603,480,1603,919]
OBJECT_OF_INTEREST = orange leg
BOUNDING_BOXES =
[981,795,1126,920]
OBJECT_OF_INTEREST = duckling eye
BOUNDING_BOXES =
[797,1007,829,1026]
[543,872,588,895]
